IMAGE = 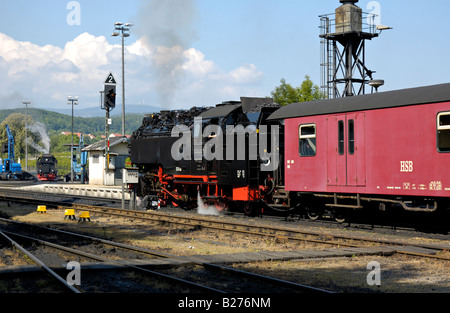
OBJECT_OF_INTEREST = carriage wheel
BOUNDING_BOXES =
[306,207,322,221]
[334,210,348,224]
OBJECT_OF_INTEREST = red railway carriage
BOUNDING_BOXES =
[269,83,450,216]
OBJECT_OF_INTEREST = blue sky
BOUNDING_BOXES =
[0,0,449,114]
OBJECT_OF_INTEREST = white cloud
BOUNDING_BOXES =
[0,34,62,79]
[229,64,264,84]
[62,33,111,75]
[183,48,216,78]
[0,32,266,110]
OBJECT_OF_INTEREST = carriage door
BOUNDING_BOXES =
[327,113,366,187]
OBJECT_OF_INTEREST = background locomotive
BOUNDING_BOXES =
[130,83,450,221]
[36,154,58,181]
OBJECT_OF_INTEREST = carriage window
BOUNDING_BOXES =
[437,112,450,152]
[338,121,344,155]
[348,120,355,155]
[299,124,316,157]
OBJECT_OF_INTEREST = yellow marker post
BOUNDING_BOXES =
[64,209,76,220]
[78,211,91,223]
[37,206,47,214]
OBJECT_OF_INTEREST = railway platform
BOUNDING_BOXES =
[17,183,132,200]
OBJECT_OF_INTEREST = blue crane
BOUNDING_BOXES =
[65,133,88,183]
[73,133,88,182]
[1,125,23,177]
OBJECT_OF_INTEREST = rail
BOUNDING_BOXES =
[0,230,81,293]
[61,204,450,261]
[0,218,332,294]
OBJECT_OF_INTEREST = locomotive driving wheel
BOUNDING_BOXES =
[243,202,260,217]
[214,198,228,212]
[243,202,253,216]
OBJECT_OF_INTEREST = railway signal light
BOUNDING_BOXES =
[104,85,116,109]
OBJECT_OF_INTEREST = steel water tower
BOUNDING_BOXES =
[320,0,387,99]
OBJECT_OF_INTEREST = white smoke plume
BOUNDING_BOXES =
[135,0,198,107]
[27,121,50,154]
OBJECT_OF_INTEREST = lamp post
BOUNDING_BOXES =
[67,96,79,182]
[22,100,31,172]
[112,22,132,137]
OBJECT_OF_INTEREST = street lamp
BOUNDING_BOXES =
[112,22,133,137]
[67,96,79,182]
[22,100,31,172]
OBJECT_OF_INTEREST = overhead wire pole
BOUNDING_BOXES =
[112,22,132,137]
[22,100,31,172]
[67,96,79,182]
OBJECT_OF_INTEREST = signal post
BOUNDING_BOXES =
[102,72,117,185]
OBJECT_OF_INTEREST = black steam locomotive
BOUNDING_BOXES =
[36,154,58,181]
[129,97,286,215]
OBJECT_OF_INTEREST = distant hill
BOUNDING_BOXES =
[47,104,162,118]
[0,108,149,137]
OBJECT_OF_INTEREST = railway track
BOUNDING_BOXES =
[58,204,450,261]
[0,230,81,293]
[0,188,448,293]
[0,186,448,261]
[0,217,331,294]
[0,186,448,237]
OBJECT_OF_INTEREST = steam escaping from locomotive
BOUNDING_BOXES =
[197,191,221,216]
[135,0,198,107]
[27,122,50,154]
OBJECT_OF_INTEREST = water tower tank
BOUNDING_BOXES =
[320,0,385,99]
[335,0,362,33]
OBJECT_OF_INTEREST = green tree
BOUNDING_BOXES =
[50,133,96,153]
[0,113,45,160]
[271,75,324,106]
[270,78,299,106]
[49,133,73,153]
[298,75,323,102]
